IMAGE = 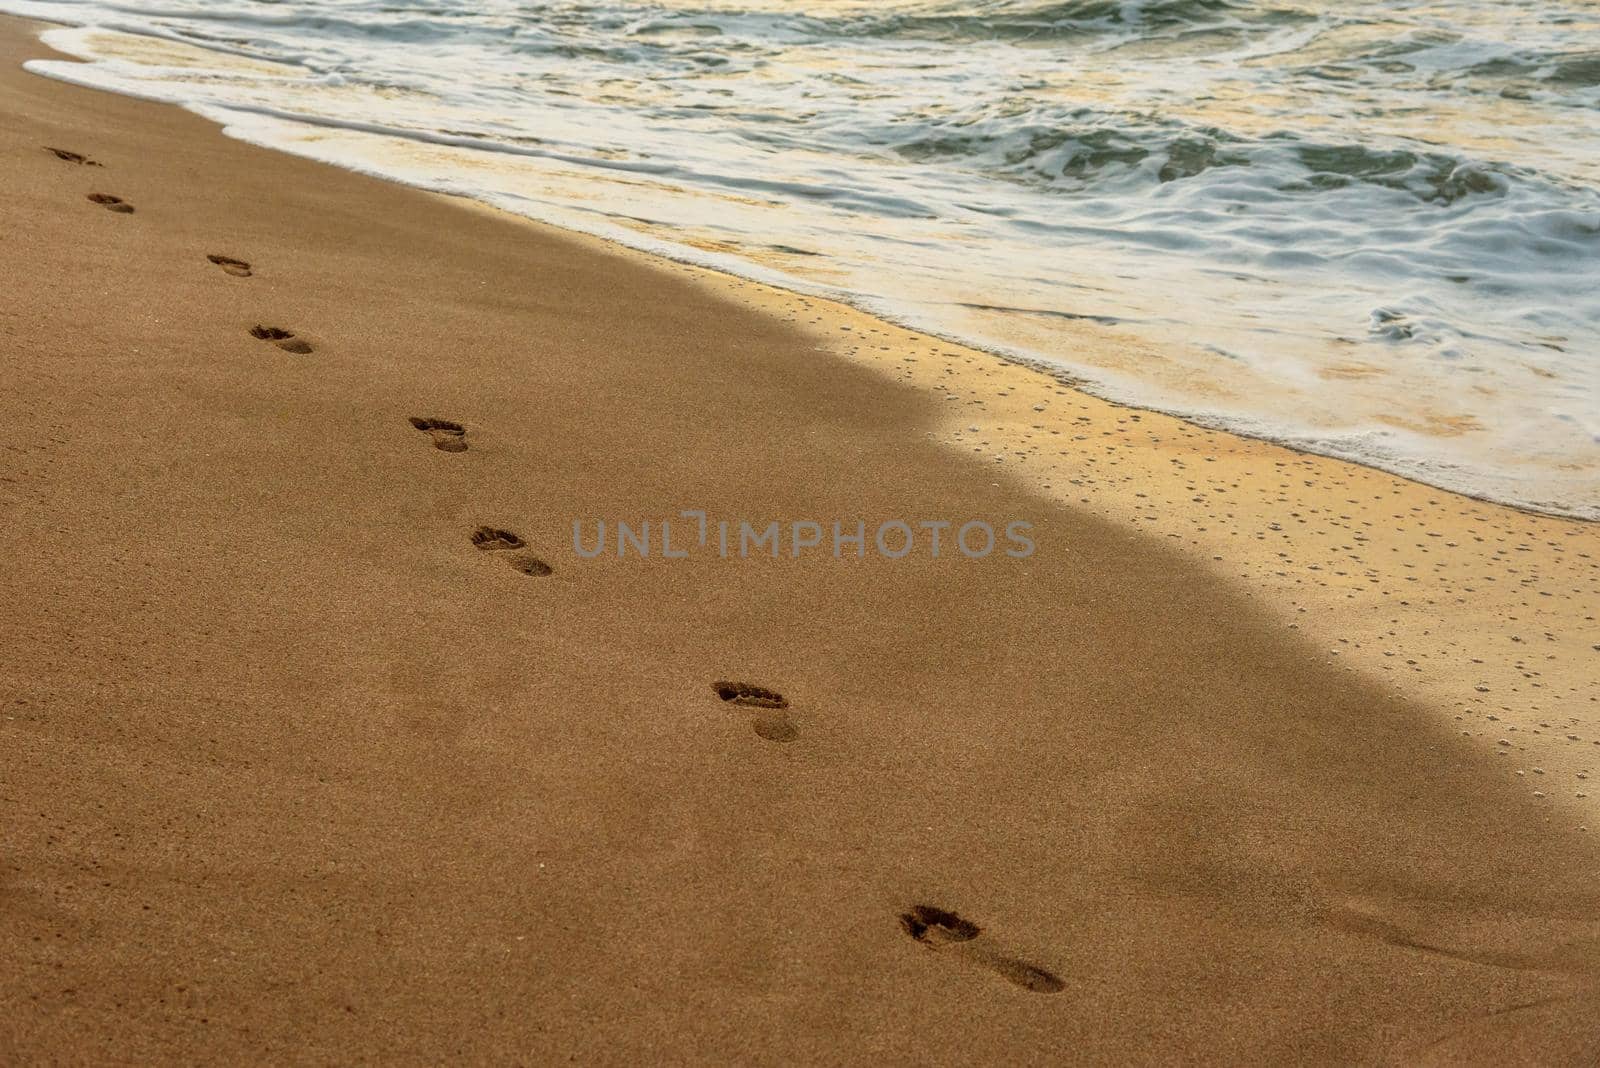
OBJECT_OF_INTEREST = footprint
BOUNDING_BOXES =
[899,905,1065,994]
[46,146,100,166]
[249,325,313,355]
[713,681,788,709]
[86,193,133,214]
[900,905,980,946]
[713,681,798,742]
[471,526,552,577]
[409,417,467,453]
[471,527,525,551]
[208,254,252,278]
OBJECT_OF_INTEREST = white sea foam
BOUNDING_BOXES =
[5,0,1597,517]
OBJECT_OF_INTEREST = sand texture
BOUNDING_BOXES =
[3,16,1599,1065]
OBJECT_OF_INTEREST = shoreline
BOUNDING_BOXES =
[448,192,1600,523]
[453,196,1600,831]
[4,13,1600,1063]
[13,15,1599,525]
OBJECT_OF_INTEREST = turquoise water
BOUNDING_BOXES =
[6,0,1598,516]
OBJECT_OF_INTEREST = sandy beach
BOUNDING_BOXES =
[3,13,1600,1064]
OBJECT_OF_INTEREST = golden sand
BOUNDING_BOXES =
[677,267,1600,828]
[506,204,1600,834]
[3,16,1598,1063]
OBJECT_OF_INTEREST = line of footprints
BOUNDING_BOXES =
[46,142,1064,996]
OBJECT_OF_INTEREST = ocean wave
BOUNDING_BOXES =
[1,0,1595,516]
[879,103,1544,215]
[810,0,1299,43]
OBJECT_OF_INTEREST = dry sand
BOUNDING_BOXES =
[3,15,1599,1064]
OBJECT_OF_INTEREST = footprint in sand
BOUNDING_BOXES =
[250,325,313,355]
[900,904,1065,994]
[409,417,468,453]
[208,254,252,278]
[713,680,797,742]
[46,146,101,166]
[86,193,133,214]
[471,526,552,577]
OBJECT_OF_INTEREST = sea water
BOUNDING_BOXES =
[4,0,1597,517]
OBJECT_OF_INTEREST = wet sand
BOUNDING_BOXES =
[675,269,1600,829]
[3,15,1599,1065]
